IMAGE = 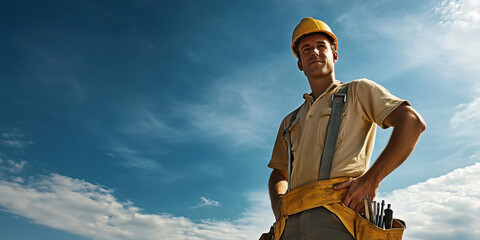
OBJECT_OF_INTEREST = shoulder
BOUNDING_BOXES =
[278,102,305,133]
[283,104,303,124]
[348,78,385,89]
[346,78,393,97]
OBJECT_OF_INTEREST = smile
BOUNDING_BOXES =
[308,60,324,65]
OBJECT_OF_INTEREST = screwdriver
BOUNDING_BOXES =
[379,200,385,228]
[363,197,371,222]
[368,196,375,223]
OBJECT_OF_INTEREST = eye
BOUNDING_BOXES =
[301,47,311,53]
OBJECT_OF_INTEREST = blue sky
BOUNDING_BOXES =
[1,0,480,239]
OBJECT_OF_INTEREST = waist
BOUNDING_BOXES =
[280,177,349,217]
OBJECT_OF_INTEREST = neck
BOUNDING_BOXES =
[307,74,335,100]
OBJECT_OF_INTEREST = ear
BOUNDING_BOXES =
[297,59,303,71]
[333,51,338,63]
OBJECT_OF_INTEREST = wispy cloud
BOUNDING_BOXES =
[337,0,480,81]
[443,91,480,167]
[103,142,185,184]
[191,197,221,209]
[0,156,27,175]
[33,50,87,102]
[1,128,34,149]
[112,57,301,151]
[109,145,163,172]
[2,140,28,149]
[450,97,480,138]
[116,105,186,143]
[3,159,27,173]
[183,59,301,149]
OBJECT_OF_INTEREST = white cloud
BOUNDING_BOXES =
[191,197,221,209]
[431,0,480,73]
[379,162,480,240]
[0,173,274,240]
[435,0,480,28]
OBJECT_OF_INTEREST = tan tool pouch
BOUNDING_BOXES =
[355,216,405,240]
[337,202,406,240]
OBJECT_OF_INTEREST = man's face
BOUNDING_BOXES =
[296,34,338,79]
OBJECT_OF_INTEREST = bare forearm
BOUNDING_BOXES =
[365,106,426,184]
[268,169,288,220]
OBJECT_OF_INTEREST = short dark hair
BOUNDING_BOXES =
[293,32,336,57]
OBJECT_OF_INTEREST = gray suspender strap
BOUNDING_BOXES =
[318,84,348,180]
[283,106,301,192]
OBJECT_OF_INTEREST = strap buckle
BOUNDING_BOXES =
[332,92,347,102]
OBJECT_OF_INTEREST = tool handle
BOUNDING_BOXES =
[384,205,393,229]
[378,200,385,228]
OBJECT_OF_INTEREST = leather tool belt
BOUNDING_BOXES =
[274,178,405,240]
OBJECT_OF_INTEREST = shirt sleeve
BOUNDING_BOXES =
[267,117,289,170]
[351,79,410,129]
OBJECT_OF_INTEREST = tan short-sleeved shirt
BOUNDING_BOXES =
[268,79,409,190]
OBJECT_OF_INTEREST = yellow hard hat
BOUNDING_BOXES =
[291,17,338,58]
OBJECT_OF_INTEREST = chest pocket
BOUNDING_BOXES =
[316,107,346,150]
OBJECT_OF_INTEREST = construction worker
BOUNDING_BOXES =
[267,17,426,239]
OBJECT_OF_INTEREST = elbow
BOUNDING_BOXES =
[269,169,288,197]
[412,109,426,132]
[418,118,427,132]
[394,105,426,133]
[408,108,426,133]
[269,169,288,184]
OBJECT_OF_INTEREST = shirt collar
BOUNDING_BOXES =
[303,80,342,103]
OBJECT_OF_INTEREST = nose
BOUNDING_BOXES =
[312,48,320,56]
